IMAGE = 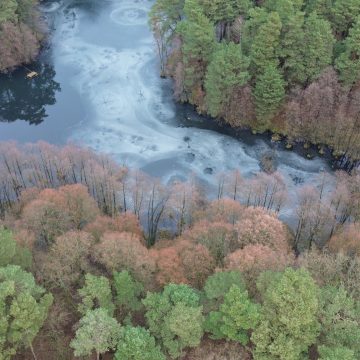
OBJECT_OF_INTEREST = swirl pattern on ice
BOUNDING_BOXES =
[110,7,148,26]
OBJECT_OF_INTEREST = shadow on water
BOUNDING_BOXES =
[0,63,61,125]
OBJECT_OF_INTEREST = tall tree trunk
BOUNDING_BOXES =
[29,343,38,360]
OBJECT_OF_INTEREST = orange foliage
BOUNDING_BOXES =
[225,244,294,274]
[38,231,95,288]
[151,246,187,286]
[182,220,236,265]
[195,199,244,225]
[20,184,100,245]
[152,240,216,288]
[234,207,291,253]
[38,184,99,229]
[93,232,156,286]
[84,212,142,241]
[22,199,71,246]
[328,223,360,256]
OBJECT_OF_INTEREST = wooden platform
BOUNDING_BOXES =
[26,71,38,79]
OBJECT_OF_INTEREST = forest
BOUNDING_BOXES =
[1,0,360,359]
[0,142,359,359]
[0,0,43,72]
[150,0,360,166]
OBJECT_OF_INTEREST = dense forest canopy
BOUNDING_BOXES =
[0,0,43,72]
[150,0,360,165]
[1,0,360,359]
[0,143,359,359]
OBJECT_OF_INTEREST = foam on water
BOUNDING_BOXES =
[50,0,333,222]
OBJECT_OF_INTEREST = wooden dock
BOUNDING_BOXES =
[26,71,38,79]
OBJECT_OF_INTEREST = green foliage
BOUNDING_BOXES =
[113,271,144,312]
[203,270,246,305]
[0,265,53,360]
[317,286,360,358]
[142,283,204,358]
[198,0,252,23]
[115,326,165,360]
[177,0,215,102]
[253,64,285,130]
[0,228,17,267]
[15,0,37,23]
[264,0,303,24]
[252,268,320,360]
[302,12,335,83]
[70,308,120,359]
[335,16,360,85]
[305,0,333,18]
[78,274,115,316]
[0,0,18,24]
[204,284,260,344]
[241,7,269,55]
[0,227,32,270]
[249,11,282,74]
[331,0,360,35]
[149,0,184,31]
[205,42,250,117]
[318,345,356,360]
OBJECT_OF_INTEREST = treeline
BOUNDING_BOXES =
[150,0,360,165]
[0,142,359,252]
[0,0,43,72]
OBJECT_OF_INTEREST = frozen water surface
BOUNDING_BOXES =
[0,0,335,224]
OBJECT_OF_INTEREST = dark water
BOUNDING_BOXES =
[0,0,334,222]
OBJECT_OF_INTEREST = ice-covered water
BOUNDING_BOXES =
[0,0,334,223]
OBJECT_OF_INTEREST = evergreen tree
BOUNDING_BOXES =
[0,227,32,270]
[115,326,165,360]
[252,268,320,360]
[332,0,360,36]
[335,16,360,85]
[318,345,356,360]
[279,11,306,85]
[204,284,260,344]
[70,308,121,360]
[78,274,115,316]
[198,0,252,23]
[0,0,18,24]
[253,64,285,131]
[0,265,53,360]
[302,12,335,83]
[317,286,360,358]
[305,0,333,19]
[203,270,246,308]
[249,11,282,74]
[205,42,250,117]
[142,283,204,359]
[177,0,215,104]
[241,7,269,55]
[113,271,144,313]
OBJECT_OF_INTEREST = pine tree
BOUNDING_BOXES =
[115,326,165,360]
[0,0,18,24]
[0,265,53,360]
[205,42,250,117]
[252,268,320,360]
[332,0,360,36]
[249,11,282,74]
[302,12,335,83]
[78,274,115,316]
[335,16,360,85]
[70,308,121,360]
[253,64,285,131]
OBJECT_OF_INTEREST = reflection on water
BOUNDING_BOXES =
[0,63,61,125]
